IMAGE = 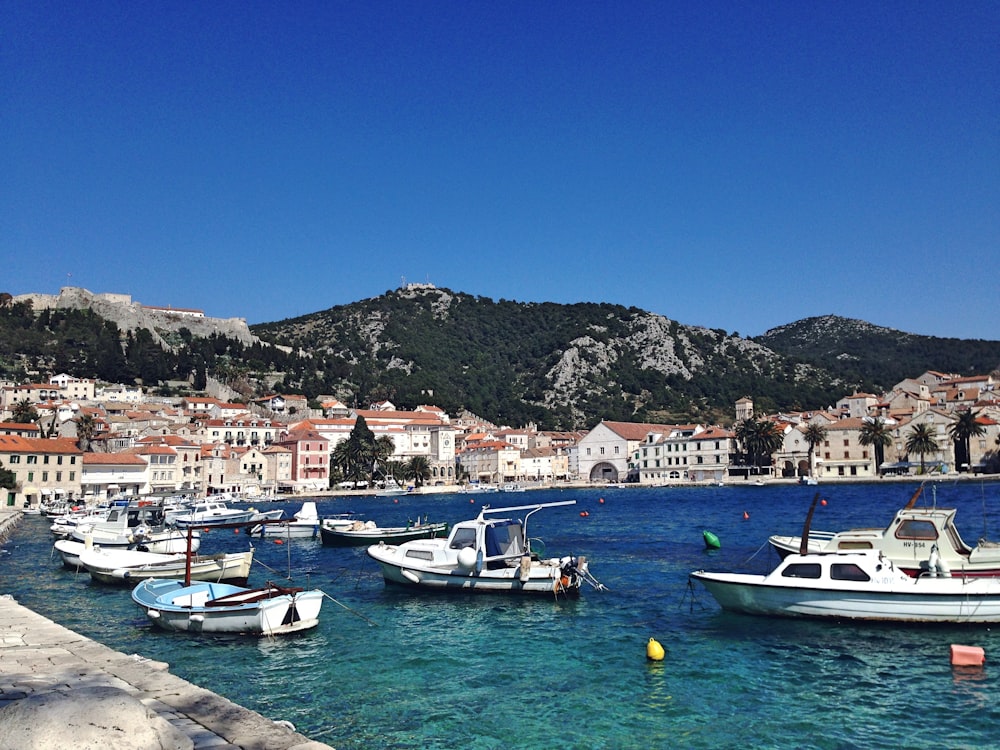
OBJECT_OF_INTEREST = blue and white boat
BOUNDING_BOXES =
[131,579,324,635]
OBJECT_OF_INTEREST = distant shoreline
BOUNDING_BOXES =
[270,472,996,501]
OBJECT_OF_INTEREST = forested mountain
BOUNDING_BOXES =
[249,287,841,427]
[3,290,997,430]
[756,316,1000,396]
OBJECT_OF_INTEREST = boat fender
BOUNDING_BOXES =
[457,546,477,570]
[189,614,204,623]
[927,546,940,578]
[401,569,420,584]
[935,548,952,579]
[147,609,160,619]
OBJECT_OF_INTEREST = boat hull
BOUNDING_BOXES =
[82,549,254,586]
[251,521,320,539]
[691,568,1000,623]
[131,579,324,635]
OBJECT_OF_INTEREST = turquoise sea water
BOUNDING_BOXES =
[3,481,1000,749]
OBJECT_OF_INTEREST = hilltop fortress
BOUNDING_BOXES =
[14,287,257,347]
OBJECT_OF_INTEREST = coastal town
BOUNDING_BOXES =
[2,365,998,510]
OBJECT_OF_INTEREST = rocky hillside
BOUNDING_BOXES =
[252,286,843,428]
[5,286,997,429]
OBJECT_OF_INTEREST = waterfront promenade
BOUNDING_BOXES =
[0,510,332,750]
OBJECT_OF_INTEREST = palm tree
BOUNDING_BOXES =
[737,418,784,475]
[75,413,97,451]
[802,423,828,478]
[11,399,39,424]
[905,423,939,475]
[948,410,985,473]
[404,456,432,488]
[858,417,892,477]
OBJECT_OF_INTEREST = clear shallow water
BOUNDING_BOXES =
[3,481,1000,749]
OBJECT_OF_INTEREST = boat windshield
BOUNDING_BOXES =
[485,520,524,559]
[449,527,477,550]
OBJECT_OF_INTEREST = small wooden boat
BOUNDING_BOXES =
[320,516,449,547]
[131,579,324,635]
[366,501,606,596]
[80,546,254,586]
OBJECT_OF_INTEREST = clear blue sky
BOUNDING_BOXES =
[4,2,998,340]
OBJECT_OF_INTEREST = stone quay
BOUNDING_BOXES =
[0,509,333,750]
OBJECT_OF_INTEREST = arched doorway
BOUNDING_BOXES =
[588,462,619,482]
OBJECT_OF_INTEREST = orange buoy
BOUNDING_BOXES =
[599,498,605,504]
[234,528,239,534]
[743,511,749,520]
[820,499,827,506]
[274,539,284,545]
[394,498,399,504]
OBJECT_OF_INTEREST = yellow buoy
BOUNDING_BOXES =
[646,637,665,661]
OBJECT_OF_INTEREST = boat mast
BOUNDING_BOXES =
[799,492,823,555]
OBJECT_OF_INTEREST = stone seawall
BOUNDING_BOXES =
[0,510,334,749]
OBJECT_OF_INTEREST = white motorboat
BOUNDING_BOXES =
[250,502,320,539]
[53,538,87,569]
[79,546,254,585]
[374,477,410,497]
[691,549,1000,623]
[131,579,324,635]
[768,484,1000,577]
[694,492,1000,624]
[71,502,201,554]
[171,500,256,528]
[366,500,605,596]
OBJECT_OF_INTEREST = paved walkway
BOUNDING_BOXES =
[0,510,333,750]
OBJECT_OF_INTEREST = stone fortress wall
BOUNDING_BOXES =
[14,287,257,347]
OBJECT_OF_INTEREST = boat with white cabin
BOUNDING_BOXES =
[692,493,1000,624]
[767,484,1000,577]
[366,500,605,596]
[171,500,256,528]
